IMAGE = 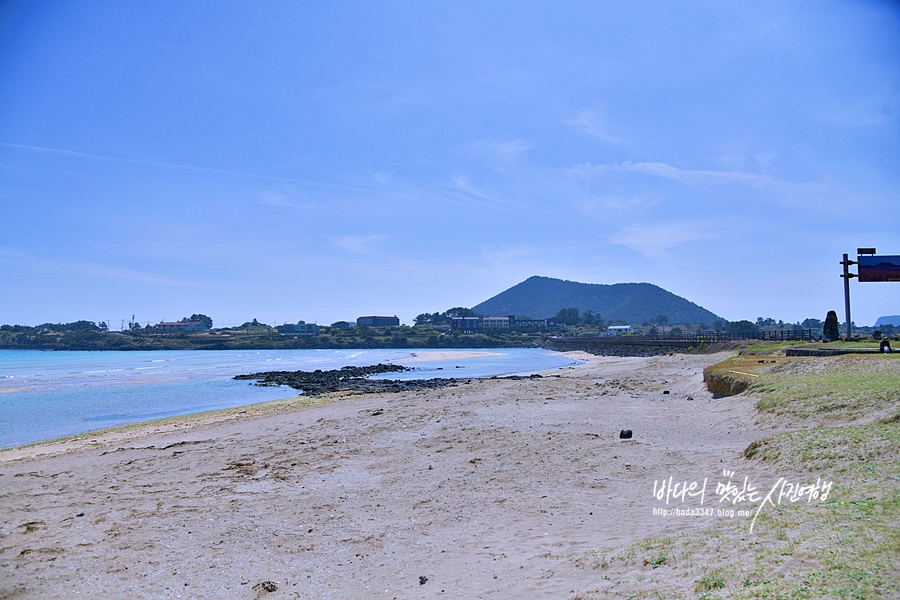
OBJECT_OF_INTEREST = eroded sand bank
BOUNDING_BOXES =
[1,351,773,599]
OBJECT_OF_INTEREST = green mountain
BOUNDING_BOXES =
[471,276,720,324]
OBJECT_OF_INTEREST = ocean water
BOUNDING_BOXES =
[0,348,578,448]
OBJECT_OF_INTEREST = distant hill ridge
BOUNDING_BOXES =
[472,276,720,324]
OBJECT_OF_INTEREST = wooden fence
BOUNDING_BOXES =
[550,329,816,344]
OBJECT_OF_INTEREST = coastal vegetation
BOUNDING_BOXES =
[0,321,539,351]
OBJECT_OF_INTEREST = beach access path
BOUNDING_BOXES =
[1,351,776,599]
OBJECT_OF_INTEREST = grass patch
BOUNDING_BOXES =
[742,422,900,472]
[695,566,729,592]
[742,340,812,355]
[750,355,900,426]
[705,353,900,425]
[703,356,790,397]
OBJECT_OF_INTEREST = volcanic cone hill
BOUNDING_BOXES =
[472,276,720,324]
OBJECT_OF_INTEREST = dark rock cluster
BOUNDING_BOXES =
[234,363,467,396]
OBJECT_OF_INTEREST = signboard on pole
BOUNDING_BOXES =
[858,255,900,282]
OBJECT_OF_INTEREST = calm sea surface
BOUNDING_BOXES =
[0,348,578,448]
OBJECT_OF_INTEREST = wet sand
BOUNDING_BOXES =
[0,351,771,599]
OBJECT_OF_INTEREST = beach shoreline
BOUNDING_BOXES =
[0,350,785,598]
[0,347,577,449]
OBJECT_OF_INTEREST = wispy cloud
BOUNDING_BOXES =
[465,137,535,167]
[573,192,663,218]
[565,160,825,198]
[569,111,622,143]
[608,219,734,259]
[450,176,535,211]
[256,189,324,209]
[328,234,390,255]
[0,142,382,194]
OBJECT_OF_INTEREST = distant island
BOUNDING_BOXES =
[875,315,900,327]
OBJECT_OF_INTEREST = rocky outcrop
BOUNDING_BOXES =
[234,363,467,396]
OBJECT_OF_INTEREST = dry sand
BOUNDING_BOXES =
[0,351,777,599]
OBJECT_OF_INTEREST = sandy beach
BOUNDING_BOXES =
[0,351,788,598]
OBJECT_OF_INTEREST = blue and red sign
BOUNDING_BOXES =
[858,255,900,282]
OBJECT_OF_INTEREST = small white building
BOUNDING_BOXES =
[607,325,634,336]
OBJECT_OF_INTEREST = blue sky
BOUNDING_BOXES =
[1,1,898,328]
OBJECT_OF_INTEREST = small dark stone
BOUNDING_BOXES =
[686,396,694,401]
[619,429,632,439]
[252,581,277,593]
[419,575,428,585]
[76,513,84,517]
[662,390,669,394]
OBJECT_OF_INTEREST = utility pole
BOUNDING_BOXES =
[840,253,857,341]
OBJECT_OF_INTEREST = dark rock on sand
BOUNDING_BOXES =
[234,364,466,396]
[252,580,277,593]
[620,429,633,439]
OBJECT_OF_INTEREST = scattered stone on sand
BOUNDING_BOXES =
[419,575,428,585]
[620,429,633,439]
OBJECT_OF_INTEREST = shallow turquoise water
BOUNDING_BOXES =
[0,348,577,447]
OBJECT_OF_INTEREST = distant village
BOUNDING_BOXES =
[268,315,641,338]
[273,314,572,337]
[155,313,604,337]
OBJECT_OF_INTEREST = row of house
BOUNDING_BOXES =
[449,315,558,334]
[156,321,210,332]
[276,315,402,336]
[328,316,401,329]
[446,316,634,336]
